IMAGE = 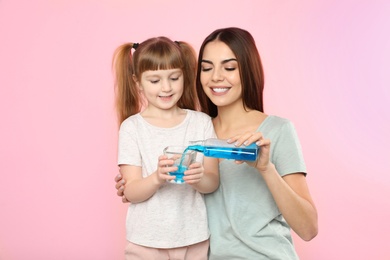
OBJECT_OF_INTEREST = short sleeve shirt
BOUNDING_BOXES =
[205,115,306,259]
[118,110,216,248]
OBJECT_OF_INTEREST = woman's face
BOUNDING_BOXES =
[200,41,242,108]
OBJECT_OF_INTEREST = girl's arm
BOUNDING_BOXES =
[120,155,178,203]
[115,156,220,200]
[229,133,318,241]
[184,156,220,194]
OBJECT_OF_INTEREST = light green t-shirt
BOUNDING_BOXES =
[205,115,306,260]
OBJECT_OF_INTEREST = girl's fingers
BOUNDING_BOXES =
[188,162,201,169]
[161,158,175,165]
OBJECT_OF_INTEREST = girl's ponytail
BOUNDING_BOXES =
[112,43,141,124]
[175,41,199,111]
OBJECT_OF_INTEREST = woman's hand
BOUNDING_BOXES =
[114,173,129,203]
[227,132,272,172]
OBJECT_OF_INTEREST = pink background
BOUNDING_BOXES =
[1,0,389,259]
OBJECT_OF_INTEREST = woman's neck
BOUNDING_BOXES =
[213,103,266,139]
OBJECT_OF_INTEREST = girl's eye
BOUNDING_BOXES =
[150,80,159,84]
[171,78,178,81]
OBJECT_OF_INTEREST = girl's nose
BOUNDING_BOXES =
[161,80,172,92]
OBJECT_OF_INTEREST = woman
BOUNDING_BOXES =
[115,27,318,259]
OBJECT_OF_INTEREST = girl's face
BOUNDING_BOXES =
[136,68,184,112]
[200,41,242,108]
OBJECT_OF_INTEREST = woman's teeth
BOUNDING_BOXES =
[212,88,229,93]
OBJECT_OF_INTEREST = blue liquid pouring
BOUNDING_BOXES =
[185,143,259,161]
[173,142,259,184]
[168,164,188,184]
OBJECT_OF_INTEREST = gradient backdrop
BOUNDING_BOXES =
[1,0,389,259]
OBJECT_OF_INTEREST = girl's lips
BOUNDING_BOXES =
[159,94,173,101]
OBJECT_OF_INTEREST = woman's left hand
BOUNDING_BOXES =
[227,132,272,172]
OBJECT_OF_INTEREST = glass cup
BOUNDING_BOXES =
[163,146,197,184]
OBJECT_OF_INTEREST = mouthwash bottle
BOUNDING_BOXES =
[187,138,259,161]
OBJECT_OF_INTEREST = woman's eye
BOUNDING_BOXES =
[201,67,212,72]
[225,67,236,71]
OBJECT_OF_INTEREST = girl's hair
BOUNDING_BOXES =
[112,37,198,124]
[196,27,265,118]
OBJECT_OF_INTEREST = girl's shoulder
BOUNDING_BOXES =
[119,113,142,129]
[186,109,213,121]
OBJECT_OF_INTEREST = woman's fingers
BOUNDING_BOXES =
[117,185,124,196]
[114,173,122,182]
[122,195,129,203]
[228,132,265,147]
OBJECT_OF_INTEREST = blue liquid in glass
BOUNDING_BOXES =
[169,164,188,184]
[187,143,259,161]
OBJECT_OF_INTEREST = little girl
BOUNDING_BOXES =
[113,37,219,259]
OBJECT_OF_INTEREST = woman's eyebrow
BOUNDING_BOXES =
[201,59,213,64]
[201,58,237,64]
[221,58,237,64]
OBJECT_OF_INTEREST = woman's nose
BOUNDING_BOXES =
[211,69,223,82]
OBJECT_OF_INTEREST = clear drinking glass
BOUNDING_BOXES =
[163,146,197,184]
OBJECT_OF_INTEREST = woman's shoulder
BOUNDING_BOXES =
[260,115,296,134]
[264,115,293,126]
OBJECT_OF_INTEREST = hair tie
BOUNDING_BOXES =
[132,43,139,50]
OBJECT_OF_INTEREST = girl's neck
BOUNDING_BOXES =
[213,103,266,139]
[141,106,187,128]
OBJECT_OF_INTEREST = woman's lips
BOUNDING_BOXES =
[210,87,230,95]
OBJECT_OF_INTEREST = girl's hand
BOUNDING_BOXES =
[183,162,204,185]
[156,155,177,184]
[227,132,272,172]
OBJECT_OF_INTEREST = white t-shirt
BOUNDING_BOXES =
[118,109,216,248]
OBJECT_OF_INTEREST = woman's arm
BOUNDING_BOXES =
[230,132,318,241]
[260,166,318,241]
